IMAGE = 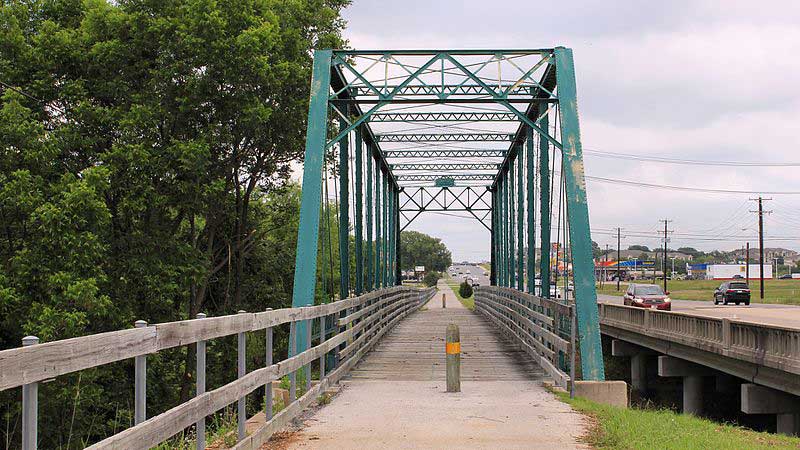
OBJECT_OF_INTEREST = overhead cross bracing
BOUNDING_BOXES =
[291,48,606,381]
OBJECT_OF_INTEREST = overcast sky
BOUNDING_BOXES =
[337,0,800,261]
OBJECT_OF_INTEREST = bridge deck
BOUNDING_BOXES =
[276,282,587,449]
[349,287,541,381]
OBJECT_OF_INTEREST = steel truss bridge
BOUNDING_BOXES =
[4,48,800,450]
[293,48,604,381]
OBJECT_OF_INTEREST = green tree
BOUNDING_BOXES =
[459,281,473,299]
[0,0,348,446]
[628,245,650,252]
[400,231,452,272]
[422,271,440,287]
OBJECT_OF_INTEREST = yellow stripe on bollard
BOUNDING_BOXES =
[446,342,461,354]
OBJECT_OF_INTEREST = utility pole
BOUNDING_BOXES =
[616,227,621,291]
[603,243,609,288]
[750,197,772,300]
[745,242,750,284]
[659,219,673,293]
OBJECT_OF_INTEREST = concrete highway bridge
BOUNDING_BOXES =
[1,48,798,448]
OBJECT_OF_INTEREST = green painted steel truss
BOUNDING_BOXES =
[390,163,499,171]
[399,186,492,231]
[369,112,518,122]
[290,48,605,381]
[376,133,514,142]
[383,149,507,158]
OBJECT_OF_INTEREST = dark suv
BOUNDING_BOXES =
[713,281,751,306]
[623,284,672,310]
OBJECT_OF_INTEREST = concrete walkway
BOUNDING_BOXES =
[282,282,588,449]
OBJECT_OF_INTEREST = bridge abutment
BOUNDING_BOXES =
[742,383,800,436]
[658,356,715,415]
[611,340,656,393]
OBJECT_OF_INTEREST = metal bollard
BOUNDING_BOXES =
[319,316,326,380]
[289,321,296,404]
[195,313,206,450]
[446,323,461,392]
[442,293,446,309]
[22,336,39,450]
[134,320,148,425]
[237,310,246,442]
[265,308,273,421]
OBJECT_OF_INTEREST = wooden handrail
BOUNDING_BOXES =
[2,286,436,450]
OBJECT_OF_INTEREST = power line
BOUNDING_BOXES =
[582,173,800,195]
[583,148,800,167]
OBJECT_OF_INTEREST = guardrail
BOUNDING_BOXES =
[0,286,436,450]
[473,286,573,387]
[598,303,800,376]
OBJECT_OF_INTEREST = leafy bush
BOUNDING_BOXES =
[459,281,474,298]
[422,271,440,287]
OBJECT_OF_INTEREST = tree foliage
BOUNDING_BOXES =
[400,231,452,272]
[0,0,348,446]
[422,271,440,287]
[628,245,650,252]
[459,281,473,299]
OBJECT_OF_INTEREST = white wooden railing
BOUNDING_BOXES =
[0,286,436,449]
[474,286,573,388]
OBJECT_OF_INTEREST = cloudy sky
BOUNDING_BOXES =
[337,0,800,261]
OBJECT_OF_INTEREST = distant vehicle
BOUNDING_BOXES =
[779,273,793,280]
[623,284,672,311]
[714,281,750,306]
[732,274,744,279]
[533,279,562,298]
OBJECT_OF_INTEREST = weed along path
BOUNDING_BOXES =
[279,282,588,449]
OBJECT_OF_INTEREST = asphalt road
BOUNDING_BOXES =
[597,293,799,329]
[448,264,490,287]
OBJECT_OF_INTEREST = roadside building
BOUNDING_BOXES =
[706,264,772,280]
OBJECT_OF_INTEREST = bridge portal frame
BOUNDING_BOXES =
[291,48,604,380]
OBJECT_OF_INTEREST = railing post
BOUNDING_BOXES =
[21,336,39,450]
[264,308,273,421]
[319,316,326,380]
[289,321,296,404]
[442,292,446,309]
[195,313,207,450]
[134,320,147,425]
[237,310,246,442]
[643,309,651,329]
[722,318,731,349]
[305,319,312,392]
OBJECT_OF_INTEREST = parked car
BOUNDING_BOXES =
[623,284,672,311]
[732,274,744,279]
[713,281,750,306]
[779,273,793,280]
[533,279,562,298]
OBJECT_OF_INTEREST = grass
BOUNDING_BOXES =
[554,390,800,449]
[596,279,800,305]
[445,279,474,310]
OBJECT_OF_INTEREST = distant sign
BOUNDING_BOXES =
[414,266,425,272]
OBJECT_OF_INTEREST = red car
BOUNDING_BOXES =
[623,284,672,311]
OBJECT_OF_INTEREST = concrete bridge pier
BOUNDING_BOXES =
[611,340,655,393]
[657,356,715,415]
[741,384,800,436]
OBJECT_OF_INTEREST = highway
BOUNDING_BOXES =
[597,293,799,328]
[448,263,490,287]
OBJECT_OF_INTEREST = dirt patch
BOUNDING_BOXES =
[261,430,304,450]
